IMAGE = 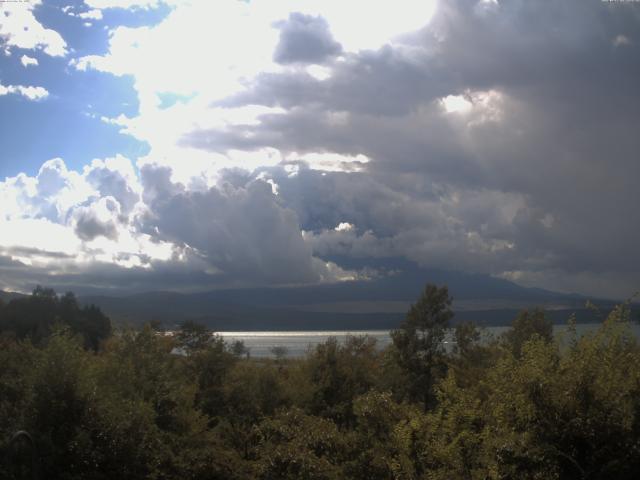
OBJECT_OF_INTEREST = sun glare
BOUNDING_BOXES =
[440,94,473,114]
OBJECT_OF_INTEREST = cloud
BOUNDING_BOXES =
[68,0,439,174]
[0,217,82,259]
[255,0,438,53]
[613,34,632,47]
[33,159,93,222]
[4,0,640,298]
[83,156,141,216]
[71,1,279,102]
[0,83,48,101]
[273,13,342,65]
[78,9,103,20]
[84,0,163,9]
[0,156,359,293]
[0,0,67,56]
[73,196,120,241]
[264,167,524,273]
[173,0,640,297]
[0,157,167,270]
[20,54,38,67]
[138,162,344,285]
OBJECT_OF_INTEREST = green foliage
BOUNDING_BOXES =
[253,408,347,480]
[501,307,553,358]
[231,339,250,358]
[453,321,481,357]
[348,391,428,480]
[425,304,640,480]
[187,334,237,419]
[224,362,289,421]
[450,322,498,391]
[390,284,453,410]
[269,345,288,360]
[304,335,381,426]
[176,320,213,352]
[0,336,36,479]
[0,287,111,350]
[1,285,639,479]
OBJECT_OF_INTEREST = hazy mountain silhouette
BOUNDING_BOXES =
[0,290,27,303]
[74,267,617,330]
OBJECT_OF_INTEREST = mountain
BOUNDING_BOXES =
[78,268,619,330]
[0,290,27,303]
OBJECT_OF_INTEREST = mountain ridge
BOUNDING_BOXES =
[75,268,618,329]
[2,268,625,330]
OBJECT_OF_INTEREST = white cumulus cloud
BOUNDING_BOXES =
[0,0,67,56]
[0,83,49,101]
[70,0,438,181]
[20,54,38,67]
[78,9,103,20]
[84,0,164,9]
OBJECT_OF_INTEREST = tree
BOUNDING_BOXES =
[449,321,497,390]
[254,408,347,480]
[270,345,289,360]
[175,320,212,353]
[187,334,237,419]
[0,287,58,343]
[349,390,427,479]
[502,308,553,358]
[390,284,453,410]
[453,321,481,358]
[231,340,250,358]
[0,288,111,350]
[305,335,380,427]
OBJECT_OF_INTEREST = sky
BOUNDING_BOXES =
[0,0,639,299]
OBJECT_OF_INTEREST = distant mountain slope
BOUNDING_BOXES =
[0,290,27,303]
[78,268,620,330]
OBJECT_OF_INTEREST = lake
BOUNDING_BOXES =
[218,323,640,358]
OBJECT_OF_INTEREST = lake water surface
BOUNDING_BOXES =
[218,323,640,358]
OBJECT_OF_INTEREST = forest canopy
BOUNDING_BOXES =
[1,285,639,479]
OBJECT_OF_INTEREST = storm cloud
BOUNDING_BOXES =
[273,13,342,64]
[1,0,639,298]
[178,0,640,297]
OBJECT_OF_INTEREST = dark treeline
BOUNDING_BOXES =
[0,287,111,350]
[1,285,639,479]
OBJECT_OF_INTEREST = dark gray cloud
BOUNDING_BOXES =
[84,159,140,216]
[1,247,75,260]
[2,0,639,299]
[218,45,453,116]
[0,254,229,296]
[180,0,640,297]
[138,163,323,286]
[273,13,342,64]
[74,212,118,241]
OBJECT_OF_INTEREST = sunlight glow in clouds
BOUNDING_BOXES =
[286,153,371,173]
[85,0,164,9]
[0,218,81,259]
[2,0,638,297]
[439,90,506,127]
[250,0,438,52]
[0,157,173,271]
[441,94,473,114]
[0,155,363,290]
[72,0,438,180]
